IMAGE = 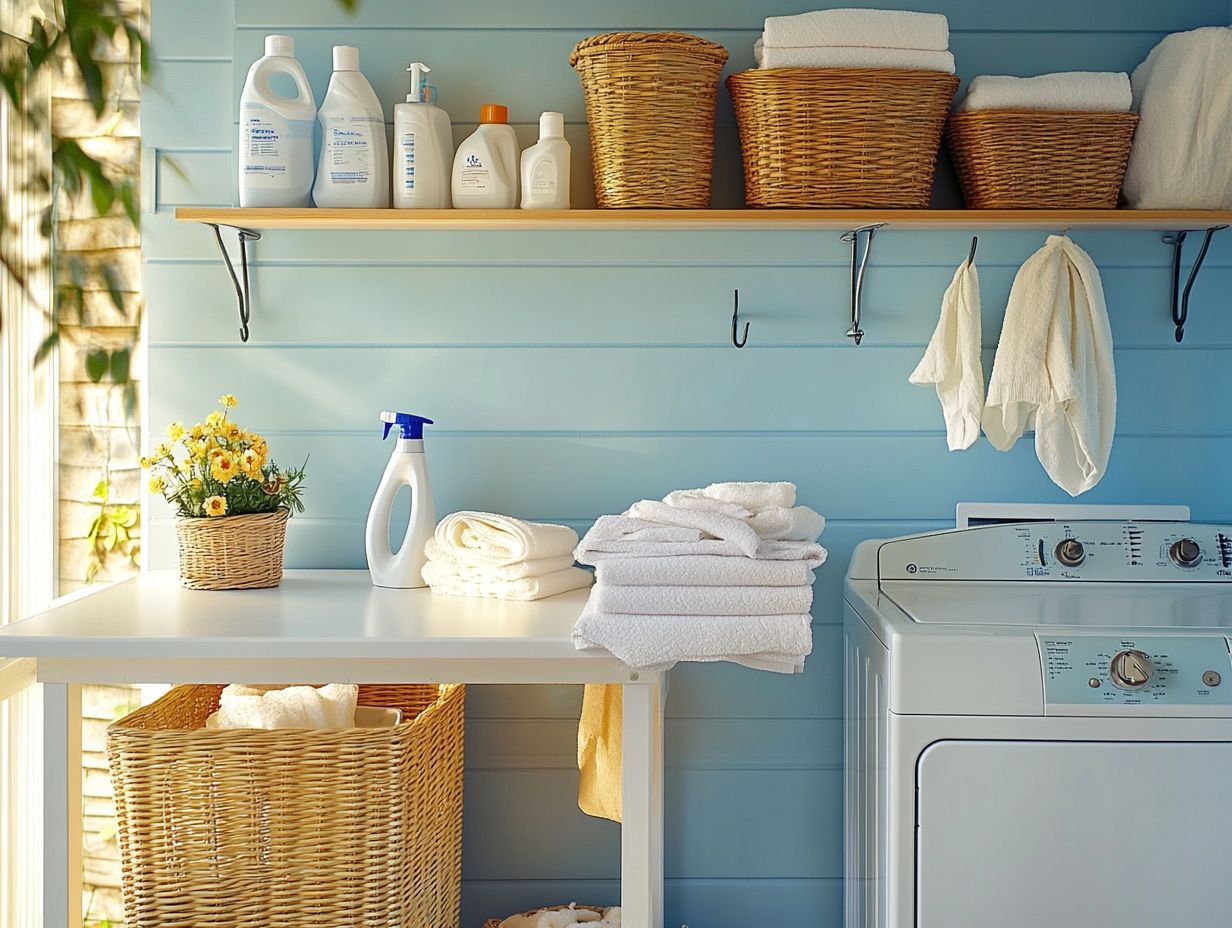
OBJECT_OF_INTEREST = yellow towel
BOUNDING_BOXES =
[577,683,621,822]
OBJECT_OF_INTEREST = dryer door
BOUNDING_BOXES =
[917,740,1232,928]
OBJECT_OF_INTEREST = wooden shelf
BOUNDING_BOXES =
[176,207,1232,232]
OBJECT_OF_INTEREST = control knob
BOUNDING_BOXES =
[1054,539,1086,567]
[1109,649,1155,690]
[1170,538,1202,569]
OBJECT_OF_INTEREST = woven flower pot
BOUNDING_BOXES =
[174,509,289,590]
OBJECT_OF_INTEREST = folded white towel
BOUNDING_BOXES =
[594,555,815,587]
[983,235,1116,497]
[423,538,575,581]
[624,500,762,556]
[577,536,828,566]
[573,608,812,672]
[433,511,578,567]
[763,8,950,53]
[591,584,813,616]
[755,39,956,73]
[1123,27,1232,209]
[422,560,593,601]
[205,683,359,730]
[909,254,984,451]
[747,506,827,542]
[957,71,1132,113]
[663,481,796,512]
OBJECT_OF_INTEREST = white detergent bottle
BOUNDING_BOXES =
[451,104,518,208]
[313,45,390,208]
[238,35,316,207]
[520,111,571,209]
[393,62,453,208]
[366,411,435,589]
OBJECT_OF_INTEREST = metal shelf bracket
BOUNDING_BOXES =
[204,222,262,342]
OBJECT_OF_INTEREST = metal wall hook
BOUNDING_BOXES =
[967,235,979,266]
[1163,225,1227,343]
[839,223,884,346]
[731,289,749,348]
[206,223,262,343]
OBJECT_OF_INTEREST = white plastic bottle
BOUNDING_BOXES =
[238,35,316,207]
[365,412,435,589]
[392,62,453,209]
[313,45,390,208]
[451,104,518,209]
[520,111,571,209]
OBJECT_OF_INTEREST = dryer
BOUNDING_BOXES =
[843,519,1232,928]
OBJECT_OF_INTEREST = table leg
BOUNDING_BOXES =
[621,681,663,928]
[43,683,82,928]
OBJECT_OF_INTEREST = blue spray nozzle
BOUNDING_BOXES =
[380,411,434,440]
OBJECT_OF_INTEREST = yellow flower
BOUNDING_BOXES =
[154,442,171,458]
[166,421,185,442]
[189,423,205,441]
[203,495,228,517]
[148,475,166,494]
[240,448,264,478]
[210,451,238,484]
[190,478,203,489]
[205,410,225,428]
[177,458,194,475]
[218,394,238,408]
[139,456,152,469]
[250,436,269,457]
[224,422,242,441]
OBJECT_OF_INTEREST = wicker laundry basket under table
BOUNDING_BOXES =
[727,68,960,207]
[107,682,465,928]
[484,904,608,928]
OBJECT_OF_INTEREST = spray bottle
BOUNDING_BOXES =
[365,411,435,588]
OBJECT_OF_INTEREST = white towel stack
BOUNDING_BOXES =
[572,482,826,673]
[422,511,593,601]
[957,71,1132,112]
[205,683,359,730]
[754,8,955,74]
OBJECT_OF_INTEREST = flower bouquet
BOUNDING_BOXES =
[142,394,307,590]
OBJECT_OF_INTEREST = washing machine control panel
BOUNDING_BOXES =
[1039,635,1232,709]
[880,521,1232,581]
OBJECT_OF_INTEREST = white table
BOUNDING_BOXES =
[0,570,664,928]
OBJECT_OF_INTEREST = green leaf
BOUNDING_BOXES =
[123,381,138,419]
[33,331,60,366]
[90,479,108,502]
[90,174,116,215]
[100,263,126,312]
[85,349,108,383]
[109,347,130,384]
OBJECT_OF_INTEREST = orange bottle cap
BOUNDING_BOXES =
[480,103,508,124]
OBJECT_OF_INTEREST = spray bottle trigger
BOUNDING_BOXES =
[379,410,435,440]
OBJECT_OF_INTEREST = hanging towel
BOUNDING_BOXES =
[594,555,815,587]
[578,683,622,823]
[421,560,593,601]
[909,253,984,451]
[754,40,956,73]
[423,539,575,581]
[762,8,950,52]
[956,72,1132,113]
[983,235,1116,496]
[205,683,359,730]
[433,511,578,567]
[590,583,813,617]
[1123,27,1232,209]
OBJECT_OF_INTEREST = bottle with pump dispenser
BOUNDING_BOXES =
[520,112,571,209]
[313,45,390,208]
[238,35,316,207]
[451,104,519,208]
[393,63,453,208]
[365,412,435,589]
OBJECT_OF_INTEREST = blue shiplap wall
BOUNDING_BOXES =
[142,2,1232,924]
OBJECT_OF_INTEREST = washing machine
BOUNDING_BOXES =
[843,514,1232,928]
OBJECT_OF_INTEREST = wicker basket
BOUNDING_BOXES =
[570,32,728,207]
[484,904,607,928]
[727,68,960,207]
[947,109,1139,208]
[174,509,289,590]
[107,682,465,928]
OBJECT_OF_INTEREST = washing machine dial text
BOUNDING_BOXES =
[1109,649,1155,690]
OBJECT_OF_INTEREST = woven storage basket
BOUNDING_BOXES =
[484,904,607,928]
[174,509,288,590]
[948,109,1139,208]
[107,682,465,928]
[570,32,728,207]
[727,68,960,207]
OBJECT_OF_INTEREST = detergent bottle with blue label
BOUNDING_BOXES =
[365,411,435,588]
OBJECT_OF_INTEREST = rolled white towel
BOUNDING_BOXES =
[594,555,815,587]
[434,511,578,567]
[422,560,593,601]
[577,536,828,566]
[590,584,813,617]
[423,538,575,581]
[763,8,950,52]
[956,71,1132,113]
[755,40,956,73]
[205,683,359,730]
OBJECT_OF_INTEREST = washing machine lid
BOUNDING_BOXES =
[882,581,1232,628]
